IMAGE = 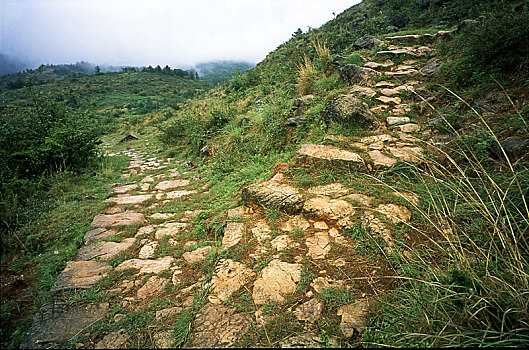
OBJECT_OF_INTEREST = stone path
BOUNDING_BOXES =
[21,31,444,348]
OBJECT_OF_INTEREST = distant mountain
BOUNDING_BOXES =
[0,54,35,76]
[194,60,255,86]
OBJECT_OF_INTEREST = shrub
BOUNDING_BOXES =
[437,7,529,86]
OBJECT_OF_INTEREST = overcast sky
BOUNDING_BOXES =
[1,0,359,68]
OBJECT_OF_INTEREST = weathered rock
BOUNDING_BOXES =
[387,116,410,126]
[313,221,328,230]
[113,184,139,194]
[156,307,183,320]
[155,222,188,239]
[322,94,380,130]
[182,246,212,264]
[187,304,253,348]
[376,96,401,105]
[116,256,174,275]
[339,64,377,86]
[137,276,168,299]
[361,213,393,247]
[294,298,323,323]
[350,85,376,98]
[368,150,398,168]
[83,228,118,244]
[391,123,420,133]
[251,220,272,244]
[364,61,394,69]
[344,193,374,207]
[253,259,301,304]
[242,181,305,215]
[381,88,400,96]
[491,137,529,161]
[306,232,331,259]
[387,146,423,162]
[138,241,158,259]
[280,215,311,232]
[154,180,190,191]
[337,300,369,337]
[222,222,245,249]
[388,13,409,28]
[75,238,135,262]
[298,144,365,170]
[303,196,355,222]
[209,259,255,303]
[270,235,295,251]
[153,331,173,348]
[164,190,197,199]
[227,206,250,218]
[285,115,306,127]
[20,302,109,349]
[91,212,145,229]
[420,59,441,75]
[51,261,112,294]
[149,213,173,222]
[376,203,411,223]
[307,183,350,197]
[105,194,152,205]
[353,35,383,50]
[94,329,130,349]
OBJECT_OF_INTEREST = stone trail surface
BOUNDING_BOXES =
[21,32,441,348]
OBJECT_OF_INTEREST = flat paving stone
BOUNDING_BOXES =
[20,302,109,349]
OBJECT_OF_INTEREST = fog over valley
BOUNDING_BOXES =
[1,0,357,74]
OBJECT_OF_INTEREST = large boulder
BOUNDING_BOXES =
[353,35,383,50]
[339,64,377,86]
[388,13,410,28]
[322,94,380,130]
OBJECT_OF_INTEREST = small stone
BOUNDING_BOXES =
[280,216,310,232]
[155,222,188,239]
[294,298,322,323]
[182,246,212,264]
[155,307,183,320]
[270,235,295,251]
[306,232,331,259]
[337,301,369,337]
[381,88,400,96]
[376,96,401,105]
[210,259,255,302]
[137,276,168,299]
[94,329,130,349]
[251,220,272,244]
[154,180,190,191]
[387,116,410,126]
[222,222,245,249]
[392,123,420,133]
[376,203,411,223]
[313,221,328,230]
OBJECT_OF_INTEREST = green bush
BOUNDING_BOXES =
[437,7,529,86]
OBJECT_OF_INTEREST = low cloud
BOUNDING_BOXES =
[1,0,358,68]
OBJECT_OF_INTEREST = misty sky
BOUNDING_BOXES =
[1,0,359,68]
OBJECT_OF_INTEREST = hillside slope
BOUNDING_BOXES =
[3,0,528,348]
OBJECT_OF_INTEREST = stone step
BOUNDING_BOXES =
[297,144,367,171]
[241,180,305,215]
[385,30,453,45]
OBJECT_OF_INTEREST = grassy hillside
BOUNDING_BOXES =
[1,0,528,348]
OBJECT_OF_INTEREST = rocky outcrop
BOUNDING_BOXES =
[322,94,380,130]
[339,64,378,86]
[242,181,305,214]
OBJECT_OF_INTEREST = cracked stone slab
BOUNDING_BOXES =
[294,298,322,323]
[51,261,112,294]
[155,222,189,239]
[306,232,331,259]
[337,300,369,337]
[20,302,109,349]
[105,194,152,205]
[113,184,139,194]
[83,228,119,244]
[303,196,355,222]
[242,181,305,215]
[253,259,301,305]
[116,256,174,275]
[298,144,365,169]
[209,259,255,303]
[91,212,145,228]
[221,222,245,249]
[75,238,135,262]
[187,304,253,348]
[182,246,212,264]
[280,215,310,232]
[137,276,168,299]
[154,180,190,191]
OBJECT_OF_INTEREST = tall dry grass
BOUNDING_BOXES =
[365,88,529,346]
